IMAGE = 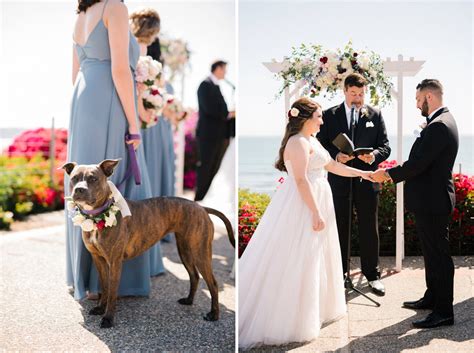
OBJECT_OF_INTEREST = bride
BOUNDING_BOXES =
[238,97,373,348]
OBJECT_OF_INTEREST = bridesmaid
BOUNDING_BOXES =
[66,0,165,300]
[130,9,176,243]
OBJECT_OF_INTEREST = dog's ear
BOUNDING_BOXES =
[59,162,77,175]
[98,159,121,177]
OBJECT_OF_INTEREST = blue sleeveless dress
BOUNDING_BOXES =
[142,82,176,243]
[65,6,165,300]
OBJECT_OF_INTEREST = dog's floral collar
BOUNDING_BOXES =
[66,197,121,232]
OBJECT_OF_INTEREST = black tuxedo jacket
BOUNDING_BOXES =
[317,103,391,196]
[196,78,229,139]
[389,108,459,215]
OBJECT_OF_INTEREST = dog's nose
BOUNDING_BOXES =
[74,187,87,195]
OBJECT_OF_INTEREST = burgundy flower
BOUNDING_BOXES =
[96,220,106,230]
[320,56,328,64]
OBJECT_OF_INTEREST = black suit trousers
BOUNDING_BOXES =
[414,212,454,316]
[194,137,229,201]
[333,179,380,281]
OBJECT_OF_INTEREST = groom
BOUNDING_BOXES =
[317,73,390,296]
[372,79,458,328]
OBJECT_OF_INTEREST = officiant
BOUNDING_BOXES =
[317,73,390,296]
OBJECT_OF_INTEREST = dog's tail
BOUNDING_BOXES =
[203,207,235,248]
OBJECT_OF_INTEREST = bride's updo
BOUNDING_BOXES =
[274,97,321,172]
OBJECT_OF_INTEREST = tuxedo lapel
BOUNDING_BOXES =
[427,107,449,125]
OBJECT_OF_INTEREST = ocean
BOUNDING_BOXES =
[239,135,474,195]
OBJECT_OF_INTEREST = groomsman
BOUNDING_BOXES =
[317,73,390,296]
[195,60,235,201]
[372,79,458,328]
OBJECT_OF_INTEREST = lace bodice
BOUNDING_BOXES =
[285,136,331,181]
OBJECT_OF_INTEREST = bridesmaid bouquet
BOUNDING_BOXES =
[135,55,162,85]
[163,95,189,124]
[140,85,167,129]
[135,56,167,129]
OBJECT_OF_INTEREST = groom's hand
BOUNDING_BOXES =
[336,152,355,164]
[372,169,391,182]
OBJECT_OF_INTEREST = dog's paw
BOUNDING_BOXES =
[178,297,193,305]
[89,306,105,315]
[203,311,219,321]
[100,317,114,328]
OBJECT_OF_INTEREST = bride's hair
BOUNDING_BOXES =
[274,97,321,172]
[76,0,102,14]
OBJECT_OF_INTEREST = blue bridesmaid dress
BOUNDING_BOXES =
[65,0,165,300]
[142,82,176,243]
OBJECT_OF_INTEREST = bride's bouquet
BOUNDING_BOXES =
[135,56,166,129]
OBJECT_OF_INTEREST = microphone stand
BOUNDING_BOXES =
[344,104,380,307]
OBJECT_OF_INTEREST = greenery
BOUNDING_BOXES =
[0,154,64,230]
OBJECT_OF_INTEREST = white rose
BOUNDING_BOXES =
[359,56,370,70]
[72,214,86,226]
[341,58,352,70]
[290,108,300,117]
[328,67,338,76]
[149,60,162,78]
[105,213,116,227]
[67,201,76,212]
[81,219,95,232]
[369,69,377,78]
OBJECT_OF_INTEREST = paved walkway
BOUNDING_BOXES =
[0,219,235,351]
[243,256,473,352]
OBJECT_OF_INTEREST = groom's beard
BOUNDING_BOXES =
[421,98,429,117]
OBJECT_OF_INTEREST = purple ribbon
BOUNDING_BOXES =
[79,198,114,217]
[117,133,142,190]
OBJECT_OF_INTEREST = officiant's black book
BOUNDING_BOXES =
[332,133,374,156]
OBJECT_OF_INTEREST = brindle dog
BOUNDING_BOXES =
[62,159,235,328]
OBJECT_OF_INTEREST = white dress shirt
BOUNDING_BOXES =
[209,73,220,86]
[344,101,360,130]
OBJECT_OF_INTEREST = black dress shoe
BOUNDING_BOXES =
[412,313,454,329]
[402,298,434,310]
[368,280,385,296]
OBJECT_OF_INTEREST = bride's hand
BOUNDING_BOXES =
[312,211,325,232]
[359,170,374,182]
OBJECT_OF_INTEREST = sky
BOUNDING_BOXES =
[239,0,473,136]
[0,0,236,130]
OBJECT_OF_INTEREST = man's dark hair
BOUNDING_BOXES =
[211,60,227,73]
[344,73,368,89]
[416,79,443,96]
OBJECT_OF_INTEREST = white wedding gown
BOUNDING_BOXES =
[238,136,346,349]
[199,138,236,232]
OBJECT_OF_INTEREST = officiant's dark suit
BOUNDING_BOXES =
[195,61,230,201]
[386,79,458,327]
[317,74,390,290]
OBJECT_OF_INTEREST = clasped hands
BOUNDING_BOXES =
[360,169,392,183]
[337,152,391,183]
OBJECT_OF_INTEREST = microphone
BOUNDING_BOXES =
[350,104,356,128]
